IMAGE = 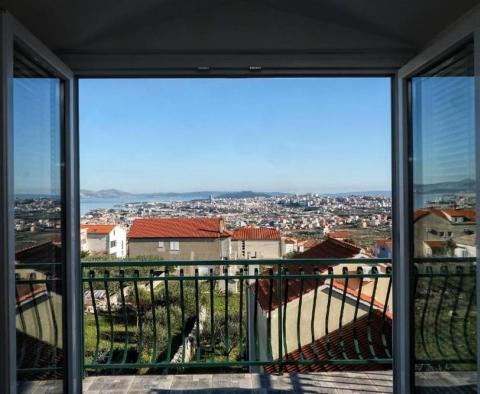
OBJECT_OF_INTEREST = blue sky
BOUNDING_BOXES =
[79,78,391,194]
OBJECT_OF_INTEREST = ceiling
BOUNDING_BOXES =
[1,0,479,73]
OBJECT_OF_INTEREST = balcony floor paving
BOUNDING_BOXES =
[18,370,479,393]
[82,371,393,393]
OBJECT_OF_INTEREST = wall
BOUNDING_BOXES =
[231,239,281,259]
[86,233,108,255]
[414,214,475,257]
[256,286,371,360]
[128,237,226,260]
[108,227,127,258]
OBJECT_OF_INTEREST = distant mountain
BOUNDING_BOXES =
[80,189,290,199]
[80,189,133,198]
[215,191,273,199]
[324,190,391,198]
[414,179,475,194]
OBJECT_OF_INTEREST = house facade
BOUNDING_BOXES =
[80,224,127,258]
[413,208,476,257]
[128,218,231,261]
[230,226,282,259]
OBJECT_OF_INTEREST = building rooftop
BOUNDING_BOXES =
[128,217,227,239]
[297,237,366,259]
[232,226,281,240]
[81,224,116,234]
[327,230,351,239]
[414,208,476,224]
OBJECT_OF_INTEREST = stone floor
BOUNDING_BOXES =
[17,371,479,393]
[82,372,393,393]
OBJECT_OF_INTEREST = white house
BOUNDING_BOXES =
[231,226,282,260]
[80,224,127,258]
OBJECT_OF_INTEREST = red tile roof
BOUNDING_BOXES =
[298,239,321,250]
[440,208,476,222]
[128,218,227,239]
[232,226,281,240]
[81,224,116,234]
[328,230,351,239]
[264,310,392,373]
[414,209,430,221]
[255,265,330,311]
[414,208,476,223]
[297,237,363,259]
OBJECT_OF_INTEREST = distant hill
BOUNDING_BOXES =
[414,179,475,194]
[80,189,133,198]
[215,191,273,199]
[80,189,290,199]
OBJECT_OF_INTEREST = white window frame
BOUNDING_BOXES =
[169,240,180,251]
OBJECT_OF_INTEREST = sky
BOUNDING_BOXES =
[79,77,392,194]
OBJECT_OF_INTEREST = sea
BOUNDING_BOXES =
[80,195,198,216]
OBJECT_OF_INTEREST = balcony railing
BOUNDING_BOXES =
[413,257,477,367]
[14,257,476,380]
[81,258,394,373]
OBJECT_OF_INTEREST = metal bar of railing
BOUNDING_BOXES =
[352,266,364,360]
[310,268,319,358]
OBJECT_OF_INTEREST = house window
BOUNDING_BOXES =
[110,240,116,248]
[158,241,165,249]
[170,241,180,251]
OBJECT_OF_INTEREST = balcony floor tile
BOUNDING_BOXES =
[82,372,394,393]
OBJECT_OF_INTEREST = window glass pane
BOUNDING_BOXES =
[13,45,64,392]
[411,43,477,392]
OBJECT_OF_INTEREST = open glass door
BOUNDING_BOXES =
[0,12,79,394]
[409,42,477,392]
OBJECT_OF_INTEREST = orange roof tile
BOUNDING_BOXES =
[128,218,227,239]
[297,237,363,259]
[328,230,351,239]
[232,226,280,240]
[414,208,476,223]
[81,224,116,234]
[298,239,321,250]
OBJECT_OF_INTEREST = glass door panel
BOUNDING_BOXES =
[13,44,65,392]
[410,43,477,392]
